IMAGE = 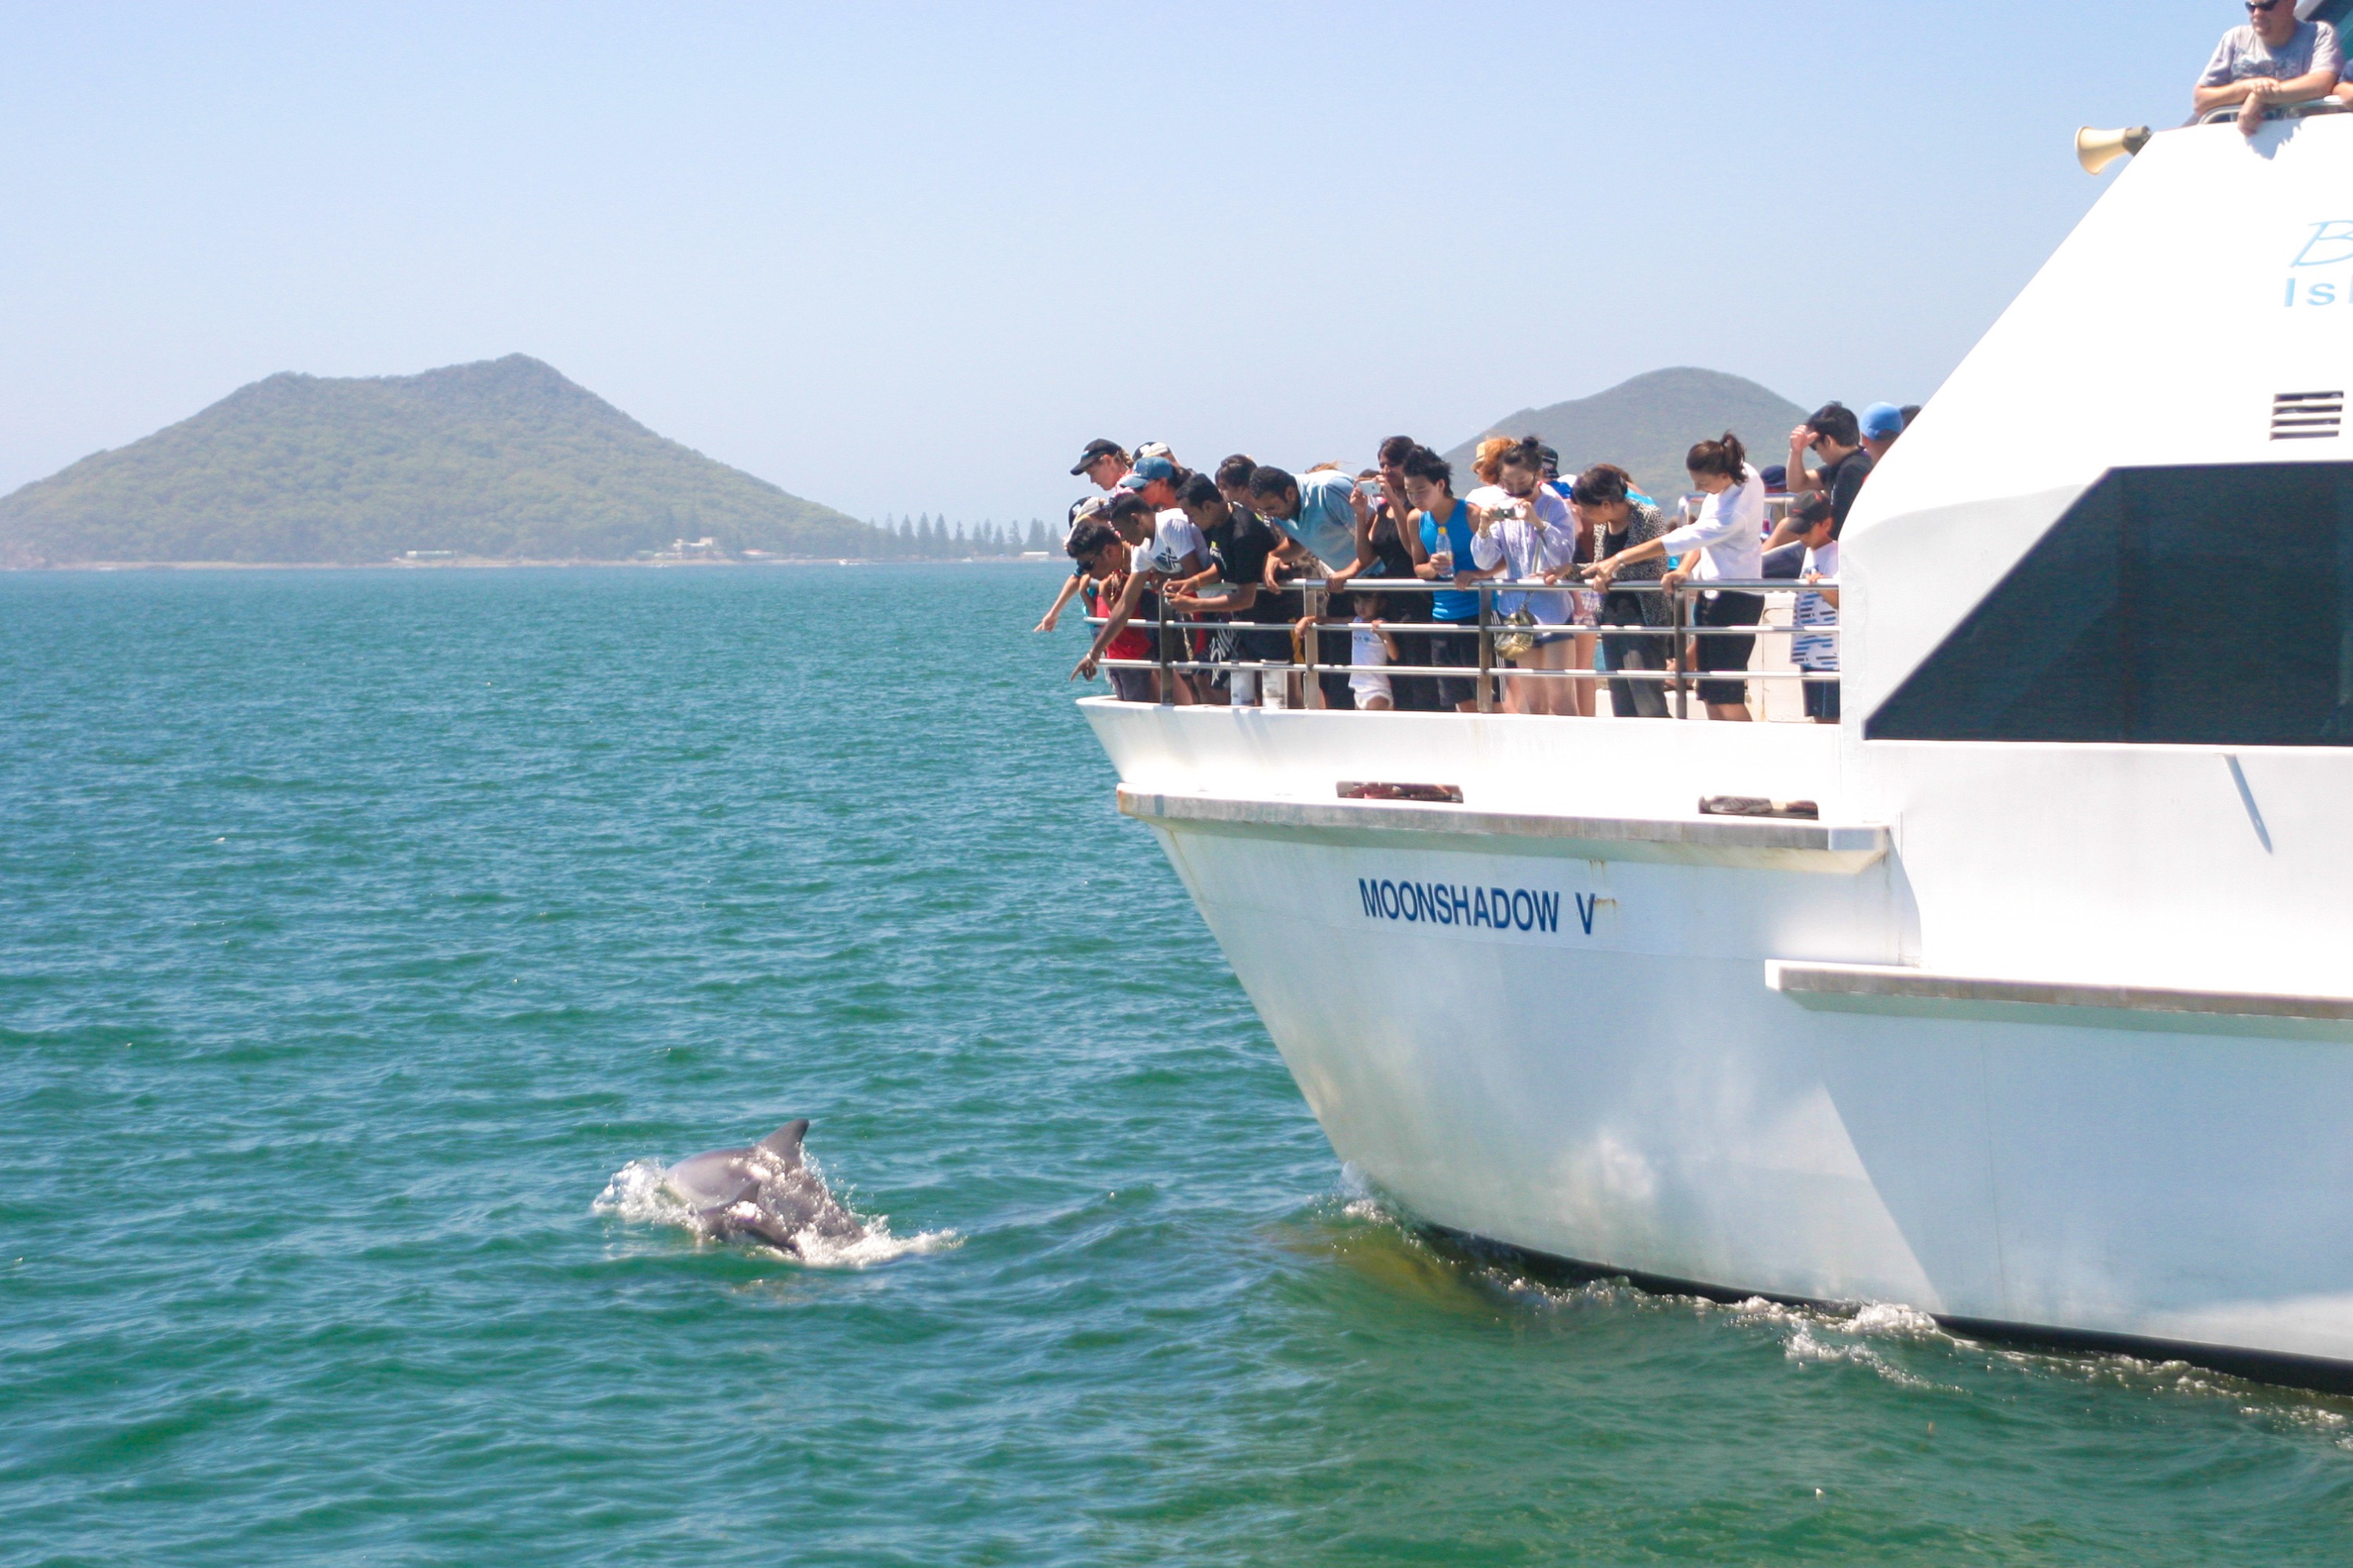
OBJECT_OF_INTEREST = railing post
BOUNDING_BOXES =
[1157,587,1173,707]
[1304,580,1323,711]
[1672,582,1688,722]
[1476,584,1493,715]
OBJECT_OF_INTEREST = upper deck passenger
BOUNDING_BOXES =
[2194,0,2344,137]
[1857,402,1905,464]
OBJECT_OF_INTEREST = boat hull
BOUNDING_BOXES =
[1091,705,2353,1376]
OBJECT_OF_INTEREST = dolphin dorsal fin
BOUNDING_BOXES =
[757,1119,810,1166]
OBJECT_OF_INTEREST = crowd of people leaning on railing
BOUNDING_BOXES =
[1033,399,1914,724]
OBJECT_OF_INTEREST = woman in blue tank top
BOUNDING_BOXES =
[1401,446,1485,711]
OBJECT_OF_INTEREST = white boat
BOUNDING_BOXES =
[1080,112,2353,1386]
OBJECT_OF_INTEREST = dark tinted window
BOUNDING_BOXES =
[1867,463,2353,744]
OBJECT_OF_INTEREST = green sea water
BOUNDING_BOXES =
[5,563,2351,1566]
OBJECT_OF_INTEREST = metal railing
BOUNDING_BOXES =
[2198,99,2351,126]
[1085,575,1838,721]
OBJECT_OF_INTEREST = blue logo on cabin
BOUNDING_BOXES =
[2282,221,2353,307]
[2293,221,2353,267]
[2278,220,2353,306]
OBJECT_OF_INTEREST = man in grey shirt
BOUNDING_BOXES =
[2195,0,2343,136]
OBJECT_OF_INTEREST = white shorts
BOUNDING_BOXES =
[1350,672,1392,702]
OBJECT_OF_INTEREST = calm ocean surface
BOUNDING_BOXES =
[4,563,2351,1566]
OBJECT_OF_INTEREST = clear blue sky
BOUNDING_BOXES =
[0,2,2246,525]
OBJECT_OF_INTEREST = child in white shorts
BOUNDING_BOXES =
[1348,591,1401,711]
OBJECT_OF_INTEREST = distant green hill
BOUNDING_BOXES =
[1443,367,1807,503]
[0,355,879,565]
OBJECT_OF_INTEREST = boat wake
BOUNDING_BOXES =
[1314,1177,2353,1420]
[592,1157,957,1267]
[1718,1296,1953,1389]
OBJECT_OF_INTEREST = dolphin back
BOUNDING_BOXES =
[662,1118,866,1257]
[757,1119,810,1168]
[663,1150,762,1208]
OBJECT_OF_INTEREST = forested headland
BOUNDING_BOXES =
[0,356,920,566]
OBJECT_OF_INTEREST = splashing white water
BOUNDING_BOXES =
[1324,1172,1962,1385]
[1320,1179,2353,1431]
[1731,1297,1948,1388]
[593,1157,956,1268]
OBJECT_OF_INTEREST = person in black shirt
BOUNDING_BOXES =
[1574,464,1675,719]
[1162,472,1286,706]
[1333,436,1437,709]
[1773,402,1873,550]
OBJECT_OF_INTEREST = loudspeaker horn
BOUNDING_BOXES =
[2076,125,2152,176]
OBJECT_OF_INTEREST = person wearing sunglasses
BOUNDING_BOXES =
[2194,0,2343,138]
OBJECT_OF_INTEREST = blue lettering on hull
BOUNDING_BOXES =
[1357,877,1591,937]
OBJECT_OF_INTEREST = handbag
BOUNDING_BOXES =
[1493,607,1538,662]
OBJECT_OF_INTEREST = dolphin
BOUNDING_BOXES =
[660,1119,868,1256]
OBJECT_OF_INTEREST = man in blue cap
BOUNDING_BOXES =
[1115,455,1210,697]
[1858,402,1905,464]
[1116,453,1186,514]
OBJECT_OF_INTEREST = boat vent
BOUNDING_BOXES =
[2270,391,2343,441]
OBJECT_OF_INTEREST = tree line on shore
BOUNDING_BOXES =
[868,515,1053,558]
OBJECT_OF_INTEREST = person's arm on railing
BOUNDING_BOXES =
[2198,68,2337,126]
[1267,534,1318,595]
[1581,535,1670,586]
[2278,55,2341,105]
[1165,580,1255,615]
[1167,558,1223,596]
[1585,537,1704,617]
[2194,73,2271,118]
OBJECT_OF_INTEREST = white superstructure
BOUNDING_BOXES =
[1081,115,2353,1384]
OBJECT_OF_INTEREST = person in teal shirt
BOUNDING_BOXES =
[1245,464,1359,569]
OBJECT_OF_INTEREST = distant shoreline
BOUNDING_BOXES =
[6,555,1061,573]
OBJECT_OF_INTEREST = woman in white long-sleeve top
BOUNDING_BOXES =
[1465,436,1584,716]
[1582,432,1766,721]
